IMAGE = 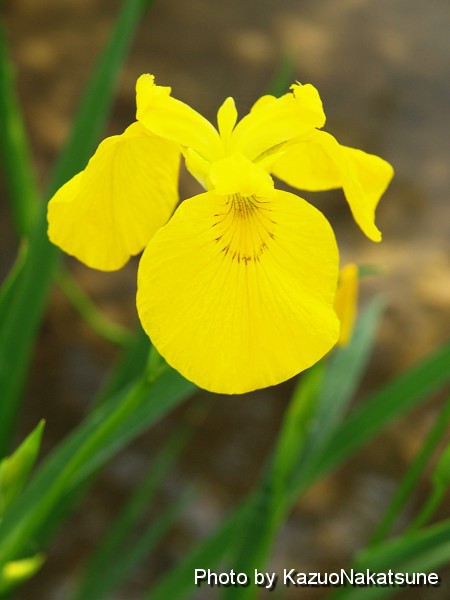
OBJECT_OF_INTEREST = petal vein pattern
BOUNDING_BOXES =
[137,189,340,394]
[47,122,180,271]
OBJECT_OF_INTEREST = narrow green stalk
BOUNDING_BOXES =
[370,394,450,545]
[266,54,296,97]
[0,15,136,351]
[407,484,447,533]
[0,377,143,564]
[0,0,155,456]
[0,20,39,235]
[56,270,132,347]
[148,340,450,600]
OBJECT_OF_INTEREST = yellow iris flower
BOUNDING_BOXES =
[47,74,393,394]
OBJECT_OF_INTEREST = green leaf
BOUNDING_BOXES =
[433,436,450,489]
[223,364,324,600]
[370,394,450,544]
[0,0,156,457]
[147,502,252,600]
[149,336,450,600]
[0,243,27,336]
[266,54,296,97]
[151,301,385,600]
[0,553,45,597]
[222,300,384,600]
[302,297,384,461]
[94,324,152,407]
[306,339,450,487]
[332,519,450,600]
[93,490,192,600]
[72,430,189,600]
[0,370,194,567]
[0,20,39,235]
[0,421,44,518]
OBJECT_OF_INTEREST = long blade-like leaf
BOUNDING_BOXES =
[0,20,39,234]
[332,519,450,600]
[0,0,155,456]
[306,340,450,486]
[148,338,450,600]
[0,370,194,567]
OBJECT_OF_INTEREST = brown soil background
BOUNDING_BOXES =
[1,0,450,599]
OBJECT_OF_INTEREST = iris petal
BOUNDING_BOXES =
[47,122,180,271]
[272,130,394,242]
[137,188,339,394]
[136,74,222,161]
[231,83,325,162]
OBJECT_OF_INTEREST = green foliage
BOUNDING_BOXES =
[0,371,194,567]
[72,432,192,600]
[0,22,39,235]
[0,554,45,597]
[0,422,44,518]
[370,394,450,545]
[0,4,449,599]
[0,0,157,456]
[433,434,450,488]
[147,309,450,600]
[332,518,450,600]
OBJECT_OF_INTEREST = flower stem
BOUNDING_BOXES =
[56,270,132,347]
[369,395,450,545]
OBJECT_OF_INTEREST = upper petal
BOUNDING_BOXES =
[272,130,394,242]
[137,187,339,394]
[136,74,222,161]
[231,83,326,162]
[47,122,180,271]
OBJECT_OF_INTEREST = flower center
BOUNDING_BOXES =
[213,194,276,264]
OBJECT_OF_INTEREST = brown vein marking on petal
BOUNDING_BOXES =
[213,194,276,264]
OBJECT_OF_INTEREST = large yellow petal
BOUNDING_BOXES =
[137,188,339,394]
[231,83,326,163]
[136,74,222,162]
[47,122,180,271]
[272,130,394,242]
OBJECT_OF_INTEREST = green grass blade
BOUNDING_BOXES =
[0,20,39,235]
[47,275,150,423]
[370,394,450,545]
[266,54,296,96]
[0,244,27,330]
[0,370,194,567]
[222,300,384,600]
[0,0,155,457]
[0,553,45,598]
[147,501,252,600]
[47,0,155,193]
[302,340,450,490]
[150,338,450,600]
[73,431,187,600]
[223,365,324,600]
[89,490,192,600]
[332,519,450,600]
[56,269,132,348]
[311,298,384,446]
[94,324,152,407]
[0,421,44,517]
[150,301,386,600]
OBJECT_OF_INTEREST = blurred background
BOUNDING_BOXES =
[1,0,449,598]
